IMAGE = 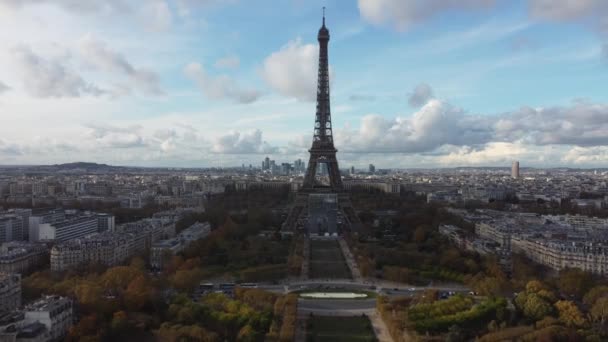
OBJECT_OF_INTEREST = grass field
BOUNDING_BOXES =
[307,315,377,342]
[309,240,352,279]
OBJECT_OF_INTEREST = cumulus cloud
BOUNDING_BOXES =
[212,129,276,154]
[329,98,608,160]
[408,83,434,107]
[494,101,608,146]
[79,37,164,96]
[214,55,240,69]
[0,139,23,156]
[358,0,495,31]
[184,62,260,103]
[336,99,493,153]
[12,46,105,98]
[139,0,173,32]
[0,0,131,13]
[175,0,235,17]
[0,81,11,94]
[261,38,320,102]
[85,124,146,149]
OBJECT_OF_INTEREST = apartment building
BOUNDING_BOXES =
[50,233,131,271]
[0,273,21,314]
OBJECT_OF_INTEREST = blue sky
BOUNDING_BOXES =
[0,0,608,168]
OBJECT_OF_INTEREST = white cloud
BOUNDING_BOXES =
[0,139,23,156]
[85,124,146,149]
[12,46,105,98]
[437,142,529,166]
[212,129,276,154]
[175,0,235,17]
[79,36,164,96]
[0,0,131,14]
[493,101,608,146]
[261,38,320,102]
[184,62,260,103]
[562,146,608,164]
[0,81,11,94]
[408,83,434,107]
[214,55,240,69]
[528,0,608,21]
[336,99,492,153]
[358,0,495,31]
[139,0,173,32]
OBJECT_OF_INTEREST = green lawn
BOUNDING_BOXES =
[307,315,377,342]
[309,240,352,279]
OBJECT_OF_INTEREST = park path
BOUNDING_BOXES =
[338,237,363,281]
[301,238,310,280]
[369,311,395,342]
[294,312,308,342]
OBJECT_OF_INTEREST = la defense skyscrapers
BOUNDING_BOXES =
[282,11,360,233]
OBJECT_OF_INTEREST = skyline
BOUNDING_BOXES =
[1,0,608,168]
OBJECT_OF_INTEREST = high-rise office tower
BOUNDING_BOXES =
[511,161,520,179]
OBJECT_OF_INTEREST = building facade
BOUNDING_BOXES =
[0,273,21,314]
[50,233,131,272]
[150,222,210,270]
[23,296,72,341]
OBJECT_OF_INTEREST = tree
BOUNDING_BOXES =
[413,226,428,243]
[554,300,585,328]
[445,325,464,342]
[124,275,154,311]
[110,311,129,333]
[129,257,146,271]
[236,325,257,342]
[583,285,608,306]
[522,293,554,321]
[590,297,608,323]
[526,280,548,294]
[101,266,143,293]
[557,268,593,299]
[473,277,506,297]
[170,268,204,293]
[67,314,101,341]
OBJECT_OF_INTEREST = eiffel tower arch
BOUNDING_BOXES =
[282,11,360,233]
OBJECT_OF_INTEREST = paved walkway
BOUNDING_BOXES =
[338,237,363,281]
[301,238,310,280]
[294,314,308,342]
[369,311,395,342]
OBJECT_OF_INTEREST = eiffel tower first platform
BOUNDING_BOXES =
[282,10,361,233]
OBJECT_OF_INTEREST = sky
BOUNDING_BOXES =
[0,0,608,169]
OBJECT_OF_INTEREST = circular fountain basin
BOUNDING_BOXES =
[299,292,368,299]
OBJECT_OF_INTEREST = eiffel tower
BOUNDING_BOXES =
[301,9,342,192]
[282,9,360,232]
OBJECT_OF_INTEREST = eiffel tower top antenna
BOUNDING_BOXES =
[322,7,325,26]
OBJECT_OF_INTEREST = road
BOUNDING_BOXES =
[257,278,469,298]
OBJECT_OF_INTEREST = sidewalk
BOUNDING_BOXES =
[338,237,363,281]
[301,238,310,280]
[369,311,395,342]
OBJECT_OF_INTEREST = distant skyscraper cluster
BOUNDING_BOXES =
[262,156,305,175]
